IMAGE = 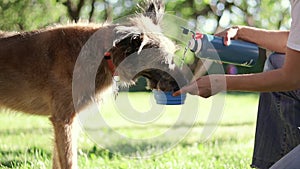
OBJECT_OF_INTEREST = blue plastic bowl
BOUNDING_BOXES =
[153,89,186,105]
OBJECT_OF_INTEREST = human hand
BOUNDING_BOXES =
[214,26,239,46]
[173,75,226,98]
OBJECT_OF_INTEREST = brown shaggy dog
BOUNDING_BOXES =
[0,0,189,168]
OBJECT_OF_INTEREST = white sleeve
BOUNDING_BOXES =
[287,0,300,51]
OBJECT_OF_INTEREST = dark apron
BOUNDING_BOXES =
[250,53,300,169]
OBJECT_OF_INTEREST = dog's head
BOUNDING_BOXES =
[107,0,188,91]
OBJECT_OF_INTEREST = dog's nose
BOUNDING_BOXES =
[157,79,180,92]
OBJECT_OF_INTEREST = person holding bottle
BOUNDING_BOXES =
[174,1,300,168]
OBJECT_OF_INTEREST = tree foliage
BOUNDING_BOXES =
[0,0,65,30]
[0,0,291,32]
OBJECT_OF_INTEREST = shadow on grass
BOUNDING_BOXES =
[84,121,254,132]
[0,127,52,136]
[81,140,175,159]
[80,135,244,159]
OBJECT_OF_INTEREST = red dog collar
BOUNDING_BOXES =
[104,52,118,76]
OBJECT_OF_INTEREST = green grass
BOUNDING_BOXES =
[0,92,259,169]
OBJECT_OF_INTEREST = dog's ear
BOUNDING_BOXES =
[139,0,165,25]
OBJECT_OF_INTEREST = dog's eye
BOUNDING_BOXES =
[130,34,142,48]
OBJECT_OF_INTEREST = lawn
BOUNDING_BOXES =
[0,92,259,169]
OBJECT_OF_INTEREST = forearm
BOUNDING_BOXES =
[226,70,293,92]
[173,45,300,97]
[226,47,300,92]
[236,26,289,53]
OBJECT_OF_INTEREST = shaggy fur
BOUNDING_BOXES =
[0,0,186,168]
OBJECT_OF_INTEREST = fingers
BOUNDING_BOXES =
[173,79,202,97]
[215,27,239,46]
[223,36,231,46]
[214,32,224,37]
[215,31,231,46]
[172,90,182,97]
[173,75,225,98]
[173,83,212,98]
[224,35,231,46]
[172,81,197,96]
[172,86,188,96]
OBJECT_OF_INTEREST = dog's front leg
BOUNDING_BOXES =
[50,113,78,169]
[52,143,61,169]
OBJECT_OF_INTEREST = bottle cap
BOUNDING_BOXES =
[188,38,202,53]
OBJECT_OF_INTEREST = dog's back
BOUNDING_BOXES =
[0,26,102,115]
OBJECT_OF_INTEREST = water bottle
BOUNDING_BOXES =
[182,28,259,67]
